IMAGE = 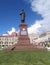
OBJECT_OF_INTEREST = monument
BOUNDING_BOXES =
[18,9,30,45]
[4,10,47,51]
[11,9,35,51]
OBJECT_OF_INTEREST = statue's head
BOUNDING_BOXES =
[22,9,24,11]
[21,9,24,13]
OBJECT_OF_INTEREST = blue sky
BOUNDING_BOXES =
[0,0,50,35]
[0,0,43,35]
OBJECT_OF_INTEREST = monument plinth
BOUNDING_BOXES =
[18,23,30,45]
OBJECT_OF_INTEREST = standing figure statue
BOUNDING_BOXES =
[20,9,25,23]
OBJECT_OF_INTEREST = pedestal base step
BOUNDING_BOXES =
[3,44,47,51]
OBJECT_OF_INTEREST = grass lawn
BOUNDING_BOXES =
[0,50,50,65]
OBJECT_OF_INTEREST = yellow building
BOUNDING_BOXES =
[0,32,18,49]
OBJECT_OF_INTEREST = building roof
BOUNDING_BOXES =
[0,32,17,37]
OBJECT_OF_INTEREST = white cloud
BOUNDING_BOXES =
[27,0,50,34]
[2,27,19,36]
[3,34,8,36]
[28,21,41,34]
[7,27,16,35]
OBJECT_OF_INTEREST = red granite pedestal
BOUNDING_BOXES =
[11,23,33,51]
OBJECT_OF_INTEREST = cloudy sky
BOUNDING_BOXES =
[0,0,50,35]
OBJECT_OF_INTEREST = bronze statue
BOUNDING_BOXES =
[20,9,25,23]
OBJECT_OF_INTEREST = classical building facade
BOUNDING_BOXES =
[35,31,50,47]
[0,32,18,49]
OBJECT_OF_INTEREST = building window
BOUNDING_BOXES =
[12,42,13,44]
[6,45,8,47]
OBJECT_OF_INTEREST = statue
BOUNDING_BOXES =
[20,9,25,23]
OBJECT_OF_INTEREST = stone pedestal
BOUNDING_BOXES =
[12,22,33,50]
[17,23,30,45]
